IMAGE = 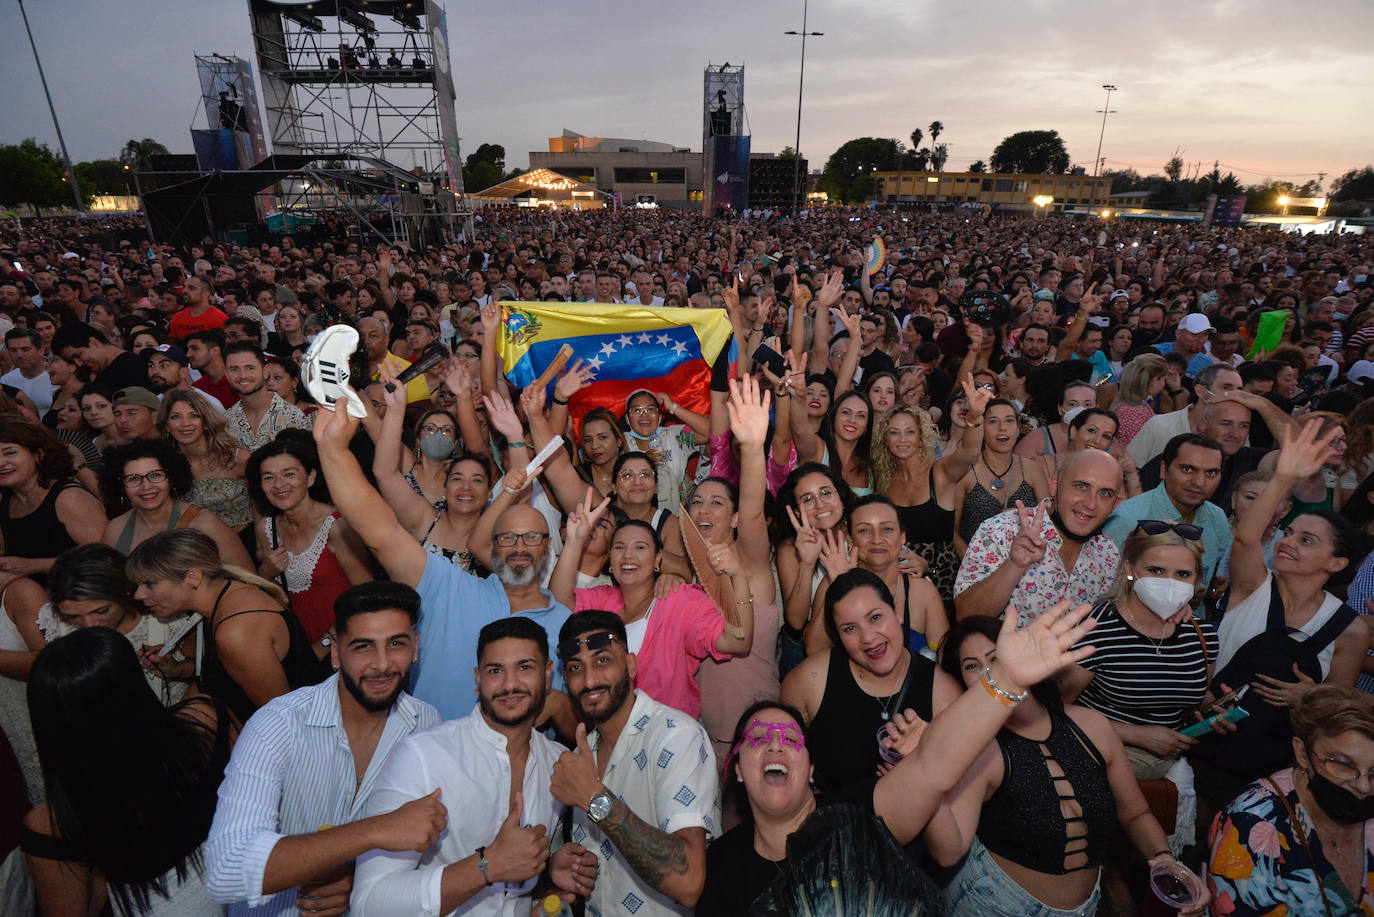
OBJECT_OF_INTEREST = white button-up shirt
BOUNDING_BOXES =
[573,690,720,917]
[205,674,440,916]
[350,708,567,917]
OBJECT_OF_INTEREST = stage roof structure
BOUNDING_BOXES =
[470,169,608,209]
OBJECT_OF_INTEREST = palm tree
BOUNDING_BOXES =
[909,128,923,152]
[118,138,170,172]
[928,121,943,147]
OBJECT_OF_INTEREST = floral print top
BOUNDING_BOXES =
[1208,768,1374,916]
[953,498,1121,629]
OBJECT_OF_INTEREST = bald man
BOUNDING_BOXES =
[955,450,1124,627]
[359,316,430,405]
[312,398,571,719]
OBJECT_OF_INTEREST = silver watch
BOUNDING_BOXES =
[587,789,615,823]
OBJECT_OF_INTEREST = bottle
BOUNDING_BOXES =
[542,894,573,917]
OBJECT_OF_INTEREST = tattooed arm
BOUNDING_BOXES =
[595,794,707,907]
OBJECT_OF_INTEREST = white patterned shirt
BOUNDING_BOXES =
[574,690,720,917]
[225,391,310,451]
[954,498,1121,629]
[205,674,440,916]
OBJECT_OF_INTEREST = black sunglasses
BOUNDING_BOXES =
[557,631,621,661]
[1136,519,1203,542]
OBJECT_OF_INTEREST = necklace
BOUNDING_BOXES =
[985,452,1015,492]
[1122,601,1167,655]
[858,652,911,721]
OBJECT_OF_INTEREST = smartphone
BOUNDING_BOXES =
[1179,707,1249,739]
[751,343,786,378]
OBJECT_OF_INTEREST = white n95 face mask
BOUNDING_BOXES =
[1133,577,1195,619]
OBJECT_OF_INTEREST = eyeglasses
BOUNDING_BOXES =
[1312,752,1374,784]
[122,470,168,487]
[626,405,660,417]
[420,424,456,437]
[1136,520,1203,542]
[493,531,549,547]
[557,631,621,661]
[617,470,655,483]
[974,382,996,392]
[741,719,806,749]
[796,486,837,508]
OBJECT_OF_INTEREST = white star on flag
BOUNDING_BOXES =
[670,340,688,356]
[599,342,617,357]
[585,355,604,374]
[617,335,635,348]
[638,333,652,344]
[656,334,671,346]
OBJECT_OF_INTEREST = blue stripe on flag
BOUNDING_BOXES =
[507,324,705,388]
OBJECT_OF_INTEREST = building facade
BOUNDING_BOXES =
[875,170,1112,211]
[529,131,703,208]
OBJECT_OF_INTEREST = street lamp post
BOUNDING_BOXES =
[785,0,822,217]
[17,0,84,212]
[1092,84,1117,179]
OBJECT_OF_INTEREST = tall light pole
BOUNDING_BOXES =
[17,0,84,211]
[785,0,822,216]
[1092,83,1117,179]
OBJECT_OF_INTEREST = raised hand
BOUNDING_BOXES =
[480,302,501,342]
[1008,500,1049,569]
[786,504,822,565]
[565,487,612,544]
[482,390,525,441]
[707,542,743,577]
[817,527,858,576]
[372,788,447,853]
[550,723,607,810]
[726,375,772,446]
[377,365,407,412]
[792,277,812,313]
[442,359,474,403]
[959,371,992,419]
[1275,418,1343,481]
[1078,281,1103,315]
[312,397,362,454]
[484,792,550,884]
[555,359,594,401]
[992,600,1098,692]
[520,382,547,422]
[816,269,844,310]
[838,309,861,339]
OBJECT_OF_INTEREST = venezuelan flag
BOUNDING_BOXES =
[496,302,736,422]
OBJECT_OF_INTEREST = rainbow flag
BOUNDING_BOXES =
[496,301,736,422]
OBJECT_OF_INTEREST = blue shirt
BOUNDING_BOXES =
[1104,484,1233,592]
[413,552,571,719]
[1348,554,1374,694]
[205,675,440,915]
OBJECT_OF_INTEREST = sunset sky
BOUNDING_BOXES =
[3,0,1370,186]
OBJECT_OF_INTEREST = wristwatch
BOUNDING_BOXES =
[587,789,615,823]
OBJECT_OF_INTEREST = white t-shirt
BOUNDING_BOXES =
[0,368,55,415]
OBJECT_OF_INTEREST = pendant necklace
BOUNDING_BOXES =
[986,452,1015,492]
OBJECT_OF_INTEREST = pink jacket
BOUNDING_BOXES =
[574,584,728,718]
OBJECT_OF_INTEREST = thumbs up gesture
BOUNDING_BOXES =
[374,787,447,853]
[485,792,550,884]
[551,723,607,813]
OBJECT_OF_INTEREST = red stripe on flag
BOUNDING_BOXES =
[564,358,714,436]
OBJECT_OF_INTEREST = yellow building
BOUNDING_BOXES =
[874,170,1112,211]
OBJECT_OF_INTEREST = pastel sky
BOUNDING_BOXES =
[2,0,1370,185]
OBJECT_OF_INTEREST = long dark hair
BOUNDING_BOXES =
[27,628,228,914]
[820,389,874,486]
[244,429,332,516]
[937,615,1063,714]
[771,461,854,544]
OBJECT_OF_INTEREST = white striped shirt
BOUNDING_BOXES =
[204,674,440,916]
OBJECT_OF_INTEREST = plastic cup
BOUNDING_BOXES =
[876,723,903,765]
[1149,859,1204,909]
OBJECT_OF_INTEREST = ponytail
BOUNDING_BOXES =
[127,530,286,607]
[217,564,288,607]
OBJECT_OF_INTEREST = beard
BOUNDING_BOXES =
[479,681,547,728]
[339,665,409,713]
[572,668,633,725]
[492,551,549,588]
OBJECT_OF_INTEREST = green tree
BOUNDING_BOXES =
[1331,166,1374,202]
[931,143,949,174]
[0,139,68,210]
[462,143,508,192]
[118,138,170,172]
[968,160,987,173]
[989,130,1071,174]
[928,121,943,149]
[908,128,923,153]
[776,146,798,161]
[1164,156,1184,183]
[74,159,132,199]
[819,137,903,203]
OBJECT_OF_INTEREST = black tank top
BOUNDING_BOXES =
[0,478,85,565]
[201,582,327,723]
[807,646,936,792]
[893,467,954,545]
[977,711,1117,874]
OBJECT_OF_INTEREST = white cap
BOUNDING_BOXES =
[1348,360,1374,386]
[1178,314,1213,334]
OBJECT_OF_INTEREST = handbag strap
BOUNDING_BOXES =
[1262,777,1336,917]
[1188,617,1210,667]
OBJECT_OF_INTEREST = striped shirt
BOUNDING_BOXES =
[204,674,440,916]
[1071,601,1219,730]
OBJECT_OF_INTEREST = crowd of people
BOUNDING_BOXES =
[0,205,1372,916]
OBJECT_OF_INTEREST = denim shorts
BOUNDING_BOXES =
[942,837,1101,917]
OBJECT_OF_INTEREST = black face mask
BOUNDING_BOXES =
[1306,768,1374,825]
[1050,507,1109,544]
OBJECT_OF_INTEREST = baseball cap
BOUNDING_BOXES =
[1033,289,1055,302]
[624,388,658,413]
[1347,360,1374,386]
[1111,289,1130,301]
[1178,314,1213,335]
[145,343,189,366]
[113,386,160,410]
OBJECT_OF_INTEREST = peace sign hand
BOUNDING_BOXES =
[960,371,991,419]
[786,504,822,565]
[1009,500,1049,570]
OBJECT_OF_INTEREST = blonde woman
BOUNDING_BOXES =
[158,388,253,532]
[1109,353,1168,449]
[126,528,323,724]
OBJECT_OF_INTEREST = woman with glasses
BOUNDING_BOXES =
[700,579,1106,916]
[247,433,371,654]
[953,398,1051,557]
[99,439,251,566]
[1208,685,1374,917]
[158,388,253,533]
[1060,520,1218,853]
[550,491,755,720]
[1193,421,1371,812]
[602,451,690,578]
[620,388,708,508]
[1263,411,1349,520]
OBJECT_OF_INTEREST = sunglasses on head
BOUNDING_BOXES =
[1136,519,1202,542]
[556,631,621,661]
